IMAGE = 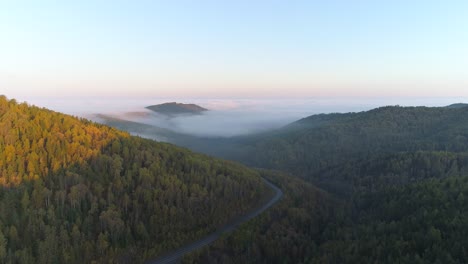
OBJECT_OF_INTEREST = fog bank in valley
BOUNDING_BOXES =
[13,96,468,138]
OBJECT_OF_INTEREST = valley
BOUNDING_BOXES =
[97,102,468,263]
[3,1,467,262]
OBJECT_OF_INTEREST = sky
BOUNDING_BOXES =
[1,0,468,98]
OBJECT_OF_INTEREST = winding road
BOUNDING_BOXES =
[145,178,283,264]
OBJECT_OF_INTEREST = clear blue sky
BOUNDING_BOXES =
[1,0,467,98]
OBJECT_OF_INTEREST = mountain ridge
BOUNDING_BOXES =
[146,102,208,116]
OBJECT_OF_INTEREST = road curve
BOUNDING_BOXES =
[145,178,283,264]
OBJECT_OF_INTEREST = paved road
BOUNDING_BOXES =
[146,178,283,264]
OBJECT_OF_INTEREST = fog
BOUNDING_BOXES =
[12,95,468,138]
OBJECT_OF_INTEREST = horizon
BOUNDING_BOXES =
[4,94,468,113]
[2,1,468,98]
[4,94,468,138]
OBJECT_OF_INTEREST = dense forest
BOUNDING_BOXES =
[321,175,468,263]
[205,106,468,182]
[0,96,269,263]
[104,105,468,186]
[182,170,344,264]
[180,155,468,263]
[4,96,468,263]
[172,106,468,263]
[183,164,468,263]
[315,151,468,195]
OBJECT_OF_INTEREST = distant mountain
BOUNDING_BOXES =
[445,103,468,109]
[146,102,208,115]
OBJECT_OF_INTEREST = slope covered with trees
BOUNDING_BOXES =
[0,96,269,263]
[182,155,468,263]
[93,104,468,263]
[315,151,468,195]
[312,175,468,264]
[106,105,468,186]
[175,106,468,263]
[239,106,468,181]
[182,170,344,264]
[171,106,468,184]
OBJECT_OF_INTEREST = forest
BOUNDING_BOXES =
[182,168,468,263]
[191,105,468,181]
[182,170,344,264]
[0,96,269,263]
[177,105,468,263]
[3,94,468,263]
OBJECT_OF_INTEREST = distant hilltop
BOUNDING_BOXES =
[146,102,208,115]
[445,103,468,109]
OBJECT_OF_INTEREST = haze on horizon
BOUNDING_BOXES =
[17,96,467,138]
[1,0,468,99]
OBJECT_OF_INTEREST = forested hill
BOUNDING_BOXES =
[445,103,468,109]
[176,105,468,263]
[96,104,468,191]
[89,103,468,263]
[0,96,269,263]
[183,170,468,264]
[146,102,208,116]
[198,106,468,182]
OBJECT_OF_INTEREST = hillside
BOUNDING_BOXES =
[445,103,468,109]
[312,174,468,263]
[89,104,468,263]
[96,105,468,189]
[182,170,343,264]
[0,96,268,263]
[179,107,468,263]
[188,106,468,185]
[186,172,468,264]
[146,102,208,116]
